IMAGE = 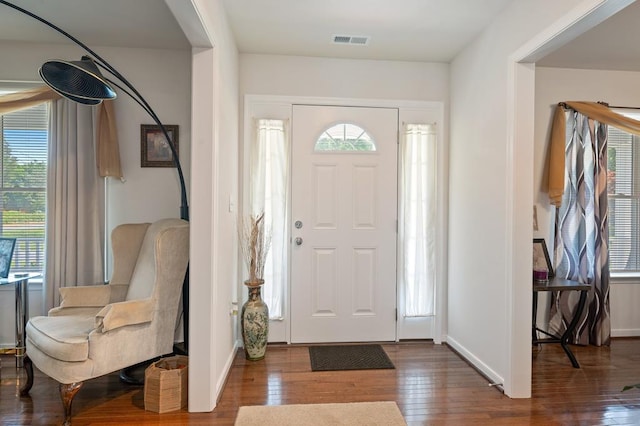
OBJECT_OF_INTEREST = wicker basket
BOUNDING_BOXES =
[144,355,188,413]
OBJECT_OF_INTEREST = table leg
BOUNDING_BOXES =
[532,291,539,343]
[15,278,28,368]
[560,289,588,368]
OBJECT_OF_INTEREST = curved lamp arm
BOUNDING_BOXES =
[0,0,189,221]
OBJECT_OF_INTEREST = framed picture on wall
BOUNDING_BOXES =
[140,124,179,168]
[533,238,554,279]
[0,237,16,279]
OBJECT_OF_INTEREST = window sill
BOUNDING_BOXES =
[0,276,43,291]
[610,273,640,284]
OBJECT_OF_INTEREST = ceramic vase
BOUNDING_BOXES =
[241,279,269,361]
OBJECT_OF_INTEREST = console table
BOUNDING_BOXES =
[532,277,591,368]
[0,273,42,367]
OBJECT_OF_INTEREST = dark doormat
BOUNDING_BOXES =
[309,344,395,371]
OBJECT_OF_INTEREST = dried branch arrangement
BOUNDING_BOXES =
[238,212,272,283]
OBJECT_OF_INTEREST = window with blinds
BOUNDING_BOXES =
[0,99,48,274]
[608,123,640,275]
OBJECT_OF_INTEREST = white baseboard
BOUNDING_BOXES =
[446,335,505,389]
[611,329,640,337]
[215,340,239,403]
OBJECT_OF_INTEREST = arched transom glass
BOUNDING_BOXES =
[314,123,376,152]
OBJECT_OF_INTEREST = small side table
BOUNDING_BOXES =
[533,277,591,368]
[0,273,42,367]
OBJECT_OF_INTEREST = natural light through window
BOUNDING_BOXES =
[608,110,640,276]
[400,123,436,317]
[252,118,288,319]
[0,87,48,274]
[314,123,376,152]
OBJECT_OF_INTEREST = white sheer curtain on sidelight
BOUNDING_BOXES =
[399,123,437,317]
[249,119,289,319]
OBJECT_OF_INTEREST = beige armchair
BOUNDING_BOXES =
[20,218,189,425]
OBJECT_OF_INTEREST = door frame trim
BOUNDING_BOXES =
[242,95,447,345]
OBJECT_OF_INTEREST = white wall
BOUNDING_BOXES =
[0,40,191,347]
[186,0,240,413]
[103,49,192,227]
[241,54,449,102]
[448,0,586,397]
[535,66,640,337]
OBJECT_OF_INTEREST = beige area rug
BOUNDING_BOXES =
[234,401,406,425]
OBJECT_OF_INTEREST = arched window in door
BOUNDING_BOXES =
[314,123,376,152]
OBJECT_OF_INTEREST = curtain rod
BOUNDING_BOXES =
[608,105,640,110]
[559,101,640,111]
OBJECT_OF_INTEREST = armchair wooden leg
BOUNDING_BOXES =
[60,382,83,426]
[19,355,34,396]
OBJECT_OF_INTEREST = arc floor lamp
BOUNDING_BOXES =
[0,0,191,352]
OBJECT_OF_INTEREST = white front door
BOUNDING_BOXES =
[290,105,398,343]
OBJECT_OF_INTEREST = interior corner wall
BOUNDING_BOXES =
[211,19,241,407]
[448,0,585,397]
[535,66,640,337]
[187,0,240,413]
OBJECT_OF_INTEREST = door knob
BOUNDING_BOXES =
[295,237,303,246]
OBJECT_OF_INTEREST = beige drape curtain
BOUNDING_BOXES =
[0,86,60,114]
[96,99,122,179]
[547,101,640,206]
[45,98,105,309]
[0,86,123,179]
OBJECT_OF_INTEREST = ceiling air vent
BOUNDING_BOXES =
[332,35,370,46]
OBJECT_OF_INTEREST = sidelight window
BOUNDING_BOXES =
[249,119,288,319]
[399,123,437,316]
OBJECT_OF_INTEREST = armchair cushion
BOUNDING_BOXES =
[27,309,99,362]
[58,285,111,309]
[95,299,154,332]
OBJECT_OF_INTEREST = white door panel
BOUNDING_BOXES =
[291,105,398,343]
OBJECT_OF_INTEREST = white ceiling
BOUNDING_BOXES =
[0,0,639,70]
[0,0,513,62]
[536,1,640,71]
[0,0,190,49]
[221,0,513,62]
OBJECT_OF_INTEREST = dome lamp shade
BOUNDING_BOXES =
[39,56,117,105]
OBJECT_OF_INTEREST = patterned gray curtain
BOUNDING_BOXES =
[550,110,611,346]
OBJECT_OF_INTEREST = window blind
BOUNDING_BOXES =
[0,101,48,273]
[608,125,640,273]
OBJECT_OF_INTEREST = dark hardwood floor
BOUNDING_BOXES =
[1,339,640,425]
